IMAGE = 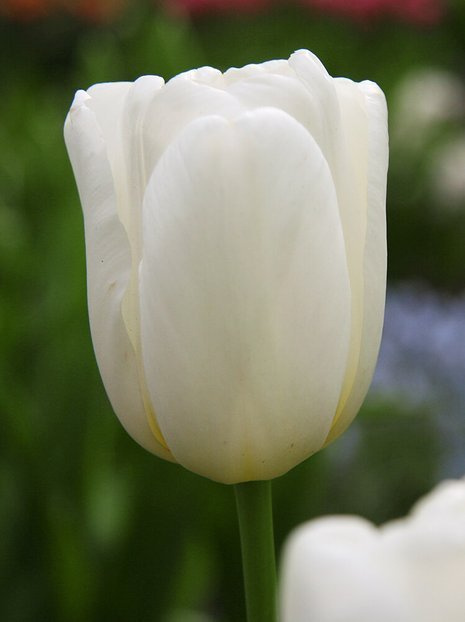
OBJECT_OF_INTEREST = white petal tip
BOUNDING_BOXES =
[289,49,330,75]
[69,89,91,112]
[359,79,386,99]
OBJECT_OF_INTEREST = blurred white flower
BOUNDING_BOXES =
[392,68,465,149]
[431,134,465,210]
[64,50,388,484]
[280,478,465,622]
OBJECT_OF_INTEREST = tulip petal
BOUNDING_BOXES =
[177,65,224,86]
[230,52,378,437]
[139,108,352,484]
[227,73,335,157]
[117,75,241,353]
[289,53,372,441]
[114,76,165,243]
[117,76,166,353]
[64,91,173,460]
[223,59,293,84]
[325,80,388,443]
[226,51,388,446]
[138,75,244,177]
[227,50,341,166]
[84,82,131,186]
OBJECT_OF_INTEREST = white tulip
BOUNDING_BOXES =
[280,478,465,622]
[64,49,388,484]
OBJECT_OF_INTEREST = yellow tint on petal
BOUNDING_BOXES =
[136,352,171,453]
[324,357,359,447]
[122,276,172,454]
[141,378,171,453]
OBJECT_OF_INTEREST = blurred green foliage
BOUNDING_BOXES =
[1,2,464,620]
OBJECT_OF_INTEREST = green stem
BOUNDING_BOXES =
[234,480,277,622]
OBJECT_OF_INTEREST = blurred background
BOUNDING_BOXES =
[1,0,465,620]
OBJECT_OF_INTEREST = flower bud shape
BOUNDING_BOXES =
[280,478,465,622]
[64,50,388,484]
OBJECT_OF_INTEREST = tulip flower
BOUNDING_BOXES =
[64,49,388,485]
[65,49,388,622]
[280,478,465,622]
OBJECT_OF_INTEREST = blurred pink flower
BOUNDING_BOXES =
[167,0,444,23]
[72,0,126,22]
[1,0,126,21]
[304,0,444,25]
[168,0,271,14]
[0,0,52,20]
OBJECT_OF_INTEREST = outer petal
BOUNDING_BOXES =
[280,517,408,622]
[112,75,242,355]
[325,80,388,443]
[287,49,342,151]
[139,108,352,484]
[285,51,384,441]
[116,76,166,351]
[64,91,172,460]
[84,82,131,191]
[113,76,165,246]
